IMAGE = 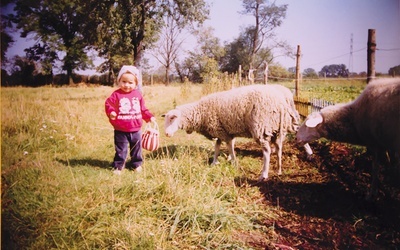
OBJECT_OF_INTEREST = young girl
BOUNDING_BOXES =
[105,65,155,175]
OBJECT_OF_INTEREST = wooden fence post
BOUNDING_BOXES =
[238,65,242,85]
[367,29,376,83]
[248,66,255,84]
[295,45,301,98]
[264,61,268,84]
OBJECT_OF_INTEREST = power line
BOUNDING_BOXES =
[376,48,400,51]
[304,47,366,68]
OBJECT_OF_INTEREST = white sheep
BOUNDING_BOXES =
[296,78,400,196]
[163,84,301,181]
[270,84,313,159]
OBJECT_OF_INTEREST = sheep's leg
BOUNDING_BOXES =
[212,139,222,165]
[275,107,284,175]
[274,137,284,176]
[303,143,313,160]
[258,139,272,181]
[226,138,236,163]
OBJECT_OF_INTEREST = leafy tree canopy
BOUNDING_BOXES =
[1,0,15,62]
[240,0,288,67]
[91,0,209,81]
[319,64,349,78]
[11,0,97,83]
[220,27,272,74]
[388,65,400,76]
[9,0,209,84]
[303,68,318,78]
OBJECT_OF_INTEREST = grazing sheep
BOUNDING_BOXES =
[163,84,300,181]
[270,84,313,159]
[296,78,400,197]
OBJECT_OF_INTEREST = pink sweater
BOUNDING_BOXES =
[105,89,154,132]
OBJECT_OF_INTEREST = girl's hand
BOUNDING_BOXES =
[150,117,156,123]
[109,111,117,120]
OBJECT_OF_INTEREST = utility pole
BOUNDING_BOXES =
[349,33,353,75]
[295,45,301,98]
[367,29,376,83]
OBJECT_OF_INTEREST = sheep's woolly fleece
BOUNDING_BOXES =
[173,84,297,143]
[164,84,301,181]
[297,78,400,150]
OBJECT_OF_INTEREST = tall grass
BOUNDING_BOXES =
[1,84,281,249]
[1,80,369,249]
[294,79,366,102]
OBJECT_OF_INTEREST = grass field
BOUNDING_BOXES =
[2,80,399,249]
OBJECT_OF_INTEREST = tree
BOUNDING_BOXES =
[151,12,185,85]
[95,0,209,84]
[303,68,318,78]
[220,27,273,77]
[220,28,252,73]
[11,0,97,84]
[1,0,15,63]
[288,67,296,74]
[24,43,57,78]
[179,27,224,82]
[319,64,349,78]
[194,27,225,61]
[240,0,288,68]
[1,26,14,64]
[8,55,35,86]
[388,65,400,76]
[269,64,291,79]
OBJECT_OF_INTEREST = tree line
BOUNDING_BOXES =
[1,0,398,87]
[1,0,297,86]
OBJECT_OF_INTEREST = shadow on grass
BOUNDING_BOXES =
[56,158,112,169]
[145,144,214,164]
[236,174,400,249]
[244,176,368,220]
[233,140,400,249]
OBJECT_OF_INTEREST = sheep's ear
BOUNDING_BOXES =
[305,113,323,128]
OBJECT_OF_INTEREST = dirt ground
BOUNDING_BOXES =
[235,140,400,250]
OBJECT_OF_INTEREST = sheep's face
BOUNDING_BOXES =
[296,112,324,143]
[163,109,181,137]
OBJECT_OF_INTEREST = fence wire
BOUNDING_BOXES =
[294,96,335,119]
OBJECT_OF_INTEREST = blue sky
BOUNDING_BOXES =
[204,0,400,73]
[5,0,400,74]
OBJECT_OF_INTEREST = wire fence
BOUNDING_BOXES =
[294,96,335,119]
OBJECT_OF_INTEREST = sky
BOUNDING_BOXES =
[4,0,400,74]
[203,0,400,73]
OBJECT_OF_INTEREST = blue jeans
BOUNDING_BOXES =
[113,130,142,170]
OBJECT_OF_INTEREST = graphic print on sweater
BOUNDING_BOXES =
[118,97,142,120]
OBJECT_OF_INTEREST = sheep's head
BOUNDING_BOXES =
[162,109,182,137]
[296,112,324,143]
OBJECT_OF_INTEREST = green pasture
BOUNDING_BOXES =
[1,80,367,249]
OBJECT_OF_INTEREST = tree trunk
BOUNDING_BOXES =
[133,0,146,67]
[165,67,170,85]
[67,68,73,85]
